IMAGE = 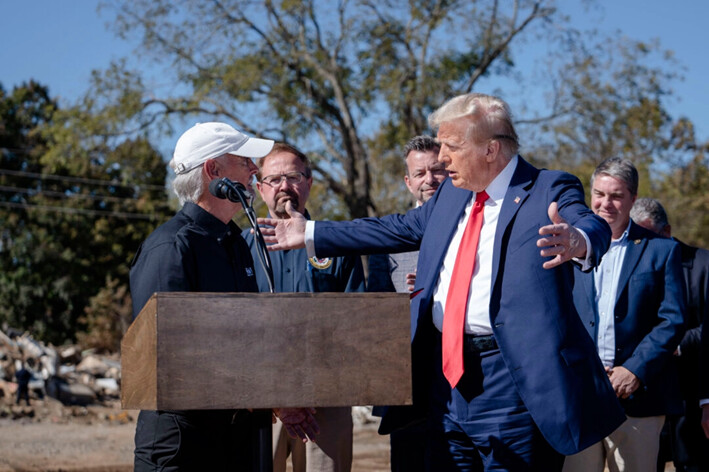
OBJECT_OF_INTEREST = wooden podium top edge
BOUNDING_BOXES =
[148,292,408,299]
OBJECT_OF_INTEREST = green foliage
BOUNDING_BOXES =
[96,0,559,217]
[524,35,709,233]
[0,81,172,344]
[78,277,132,353]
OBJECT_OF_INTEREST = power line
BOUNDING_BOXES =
[0,200,164,221]
[0,168,166,191]
[0,184,138,204]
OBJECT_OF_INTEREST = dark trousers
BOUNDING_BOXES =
[429,337,563,471]
[134,409,271,471]
[659,410,709,472]
[388,422,427,472]
[16,385,30,405]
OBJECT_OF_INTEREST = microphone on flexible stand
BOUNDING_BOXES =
[209,177,274,293]
[208,177,253,207]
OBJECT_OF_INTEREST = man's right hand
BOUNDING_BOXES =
[258,201,307,250]
[608,366,640,399]
[405,271,416,292]
[273,407,320,443]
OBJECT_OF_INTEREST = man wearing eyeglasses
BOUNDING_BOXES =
[243,142,365,472]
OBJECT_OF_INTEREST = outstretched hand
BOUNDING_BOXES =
[257,201,307,251]
[273,407,320,443]
[538,202,587,269]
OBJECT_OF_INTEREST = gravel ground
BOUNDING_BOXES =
[0,403,390,472]
[0,401,677,472]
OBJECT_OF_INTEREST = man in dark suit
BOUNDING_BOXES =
[702,309,709,440]
[565,159,686,472]
[367,135,448,472]
[630,197,709,472]
[259,93,625,470]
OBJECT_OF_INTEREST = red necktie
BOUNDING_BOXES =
[442,191,488,388]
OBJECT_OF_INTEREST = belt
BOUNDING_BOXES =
[463,334,498,353]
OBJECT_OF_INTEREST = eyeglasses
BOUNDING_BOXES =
[261,171,307,187]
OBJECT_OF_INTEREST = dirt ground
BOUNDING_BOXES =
[0,400,390,472]
[0,399,679,472]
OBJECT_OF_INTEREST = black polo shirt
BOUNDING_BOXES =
[130,202,258,318]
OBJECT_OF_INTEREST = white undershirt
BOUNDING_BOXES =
[431,156,518,335]
[305,155,592,336]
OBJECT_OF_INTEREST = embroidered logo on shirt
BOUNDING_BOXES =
[308,257,332,270]
[245,267,254,277]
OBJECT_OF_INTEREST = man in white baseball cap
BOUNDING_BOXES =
[130,122,318,471]
[172,121,275,175]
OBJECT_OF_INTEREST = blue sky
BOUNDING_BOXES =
[1,1,708,146]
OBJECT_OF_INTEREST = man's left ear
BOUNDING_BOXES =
[486,139,500,161]
[204,159,219,179]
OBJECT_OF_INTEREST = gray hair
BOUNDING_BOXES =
[591,157,639,196]
[630,197,669,233]
[169,157,205,205]
[428,93,519,157]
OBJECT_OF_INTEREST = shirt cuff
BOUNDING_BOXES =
[700,399,709,407]
[572,228,593,270]
[305,220,316,258]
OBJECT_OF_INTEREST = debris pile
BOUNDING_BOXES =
[0,327,127,423]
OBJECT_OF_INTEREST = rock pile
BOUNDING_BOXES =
[0,327,124,422]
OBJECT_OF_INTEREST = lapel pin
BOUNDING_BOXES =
[514,196,521,204]
[634,239,641,244]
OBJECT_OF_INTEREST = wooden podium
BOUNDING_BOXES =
[121,292,412,410]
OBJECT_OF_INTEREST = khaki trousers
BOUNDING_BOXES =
[273,406,353,472]
[562,415,665,472]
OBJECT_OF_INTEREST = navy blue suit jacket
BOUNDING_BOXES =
[572,221,686,417]
[311,157,625,455]
[702,296,709,402]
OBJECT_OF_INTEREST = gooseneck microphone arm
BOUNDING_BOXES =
[208,177,275,293]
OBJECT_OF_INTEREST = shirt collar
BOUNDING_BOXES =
[611,220,632,244]
[483,155,518,202]
[182,202,238,239]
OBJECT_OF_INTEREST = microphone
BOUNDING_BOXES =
[208,177,275,293]
[209,178,252,206]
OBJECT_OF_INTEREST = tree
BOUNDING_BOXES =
[0,81,172,344]
[522,35,709,245]
[96,0,559,218]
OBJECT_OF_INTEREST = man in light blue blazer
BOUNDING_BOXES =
[260,93,625,470]
[564,158,686,472]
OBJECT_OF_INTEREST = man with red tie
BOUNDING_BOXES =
[259,93,625,470]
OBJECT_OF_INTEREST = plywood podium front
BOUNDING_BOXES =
[121,292,412,410]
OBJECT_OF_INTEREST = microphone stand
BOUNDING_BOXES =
[217,178,275,294]
[211,178,274,472]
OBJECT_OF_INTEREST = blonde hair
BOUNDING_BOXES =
[428,93,519,157]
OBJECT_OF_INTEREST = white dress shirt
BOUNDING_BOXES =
[305,155,592,336]
[430,157,518,334]
[593,221,631,368]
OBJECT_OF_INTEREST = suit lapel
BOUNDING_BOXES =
[419,182,472,295]
[491,158,535,291]
[614,222,647,304]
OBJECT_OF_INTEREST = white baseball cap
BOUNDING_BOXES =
[172,122,274,175]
